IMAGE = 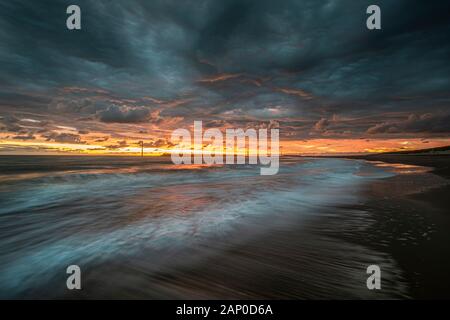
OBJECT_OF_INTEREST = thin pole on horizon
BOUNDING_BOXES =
[139,141,143,157]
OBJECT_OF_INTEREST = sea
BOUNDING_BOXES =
[0,155,412,298]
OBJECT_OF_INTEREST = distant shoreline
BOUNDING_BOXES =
[322,154,450,179]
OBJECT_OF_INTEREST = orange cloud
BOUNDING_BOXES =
[277,88,313,100]
[197,73,242,83]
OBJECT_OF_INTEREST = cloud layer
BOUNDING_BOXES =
[0,0,449,152]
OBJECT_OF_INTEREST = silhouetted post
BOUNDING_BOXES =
[139,141,144,157]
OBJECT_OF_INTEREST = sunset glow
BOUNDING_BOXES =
[1,135,449,156]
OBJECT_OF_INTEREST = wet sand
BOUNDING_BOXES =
[341,154,450,178]
[342,154,450,299]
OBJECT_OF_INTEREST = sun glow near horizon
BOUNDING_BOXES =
[1,136,449,156]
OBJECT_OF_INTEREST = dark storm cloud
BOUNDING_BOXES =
[105,140,128,149]
[0,0,449,138]
[313,118,330,132]
[367,112,450,134]
[44,132,83,144]
[98,105,151,123]
[143,138,175,149]
[0,115,22,132]
[12,134,36,140]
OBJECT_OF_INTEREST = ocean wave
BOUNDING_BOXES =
[0,157,401,298]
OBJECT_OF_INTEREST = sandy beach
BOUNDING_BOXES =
[342,154,450,298]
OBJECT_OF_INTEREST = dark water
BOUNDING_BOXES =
[0,156,411,298]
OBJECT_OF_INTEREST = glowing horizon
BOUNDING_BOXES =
[1,136,449,156]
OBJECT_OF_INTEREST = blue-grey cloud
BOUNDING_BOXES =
[0,0,449,138]
[98,105,151,123]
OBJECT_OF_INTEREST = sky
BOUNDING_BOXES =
[0,0,449,155]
